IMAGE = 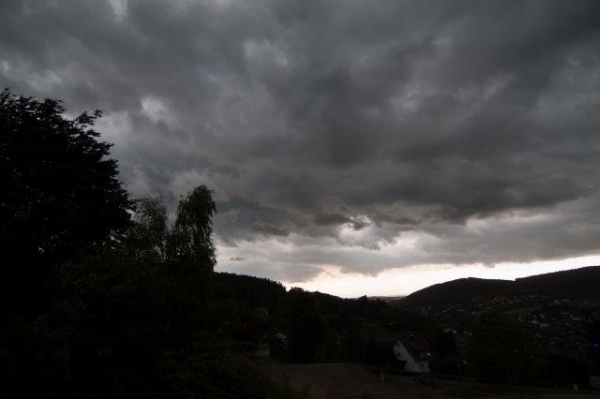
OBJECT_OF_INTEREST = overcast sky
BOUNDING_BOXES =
[3,0,600,296]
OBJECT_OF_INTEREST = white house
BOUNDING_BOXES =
[392,335,433,374]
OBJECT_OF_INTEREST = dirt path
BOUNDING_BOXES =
[269,362,444,398]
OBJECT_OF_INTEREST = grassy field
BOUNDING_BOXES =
[268,362,600,399]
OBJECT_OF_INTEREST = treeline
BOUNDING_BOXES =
[211,273,437,364]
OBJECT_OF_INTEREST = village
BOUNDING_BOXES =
[393,294,600,387]
[411,295,600,357]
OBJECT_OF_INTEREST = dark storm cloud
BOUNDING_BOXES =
[2,0,600,281]
[314,213,371,230]
[394,218,421,226]
[314,213,352,227]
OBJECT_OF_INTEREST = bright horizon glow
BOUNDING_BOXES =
[283,254,600,298]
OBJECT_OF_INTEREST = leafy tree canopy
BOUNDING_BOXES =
[0,88,133,265]
[170,185,217,271]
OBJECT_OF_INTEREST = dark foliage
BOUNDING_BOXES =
[364,338,398,366]
[0,89,133,320]
[211,272,287,310]
[168,186,216,272]
[286,288,325,362]
[468,311,536,385]
[2,188,307,398]
[543,353,589,387]
[341,317,365,362]
[0,89,133,265]
[433,330,458,358]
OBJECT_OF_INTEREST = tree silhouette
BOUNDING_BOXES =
[0,89,134,397]
[169,185,217,272]
[0,89,133,266]
[126,197,168,262]
[1,88,134,325]
[287,288,325,361]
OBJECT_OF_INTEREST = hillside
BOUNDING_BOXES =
[396,266,600,307]
[516,266,600,298]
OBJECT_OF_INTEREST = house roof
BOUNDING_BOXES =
[396,334,435,361]
[365,327,435,362]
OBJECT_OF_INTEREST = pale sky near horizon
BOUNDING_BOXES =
[2,1,600,296]
[284,255,600,298]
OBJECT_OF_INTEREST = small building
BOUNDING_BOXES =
[393,334,434,374]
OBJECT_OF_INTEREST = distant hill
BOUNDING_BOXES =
[516,266,600,298]
[396,266,600,307]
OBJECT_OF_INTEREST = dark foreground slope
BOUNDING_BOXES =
[269,362,600,399]
[397,266,600,307]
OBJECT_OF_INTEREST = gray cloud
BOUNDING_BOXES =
[314,213,371,231]
[2,0,600,283]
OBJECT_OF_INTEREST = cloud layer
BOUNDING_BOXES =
[2,0,600,284]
